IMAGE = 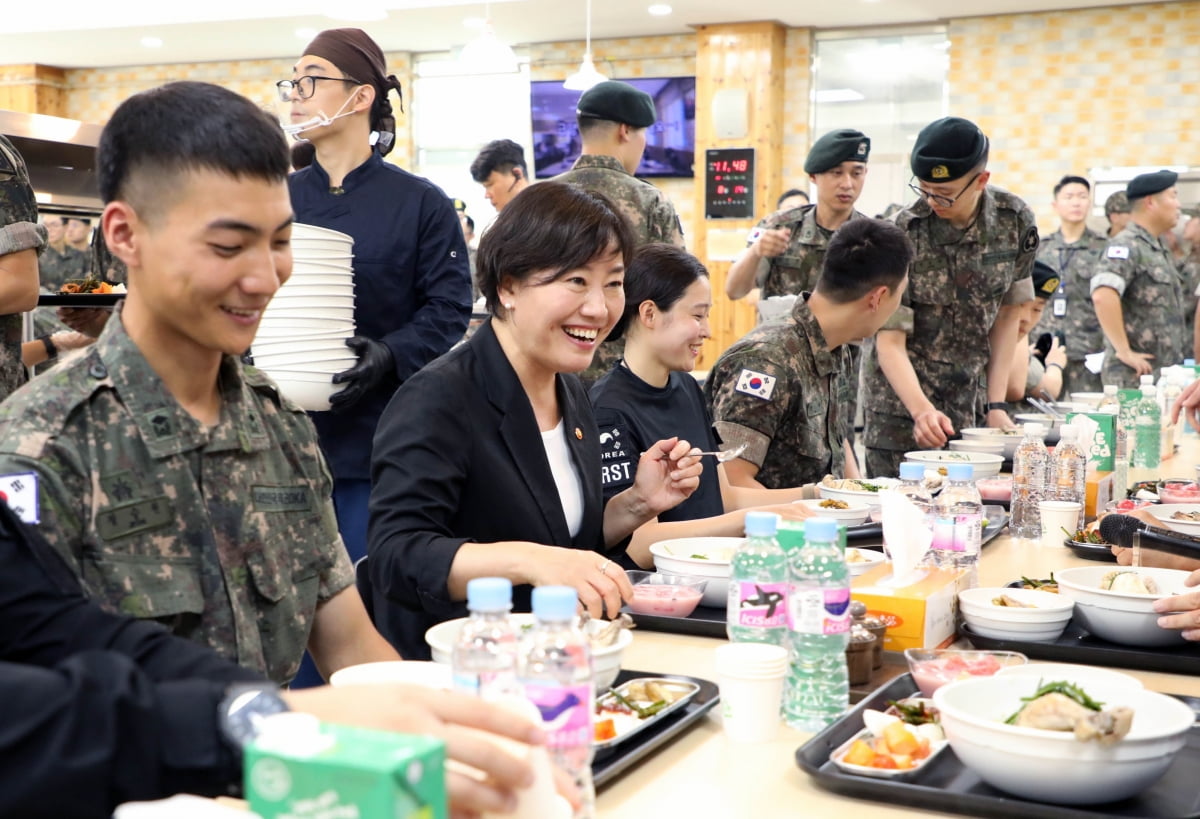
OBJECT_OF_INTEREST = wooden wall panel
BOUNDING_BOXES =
[0,65,67,117]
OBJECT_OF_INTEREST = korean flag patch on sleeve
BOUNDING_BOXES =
[1107,245,1130,260]
[734,368,776,401]
[0,472,40,524]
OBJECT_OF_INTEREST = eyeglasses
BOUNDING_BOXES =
[275,75,360,102]
[908,171,982,209]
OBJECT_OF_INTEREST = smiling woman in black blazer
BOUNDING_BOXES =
[367,182,702,659]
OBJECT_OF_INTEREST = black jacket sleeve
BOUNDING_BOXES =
[0,503,263,816]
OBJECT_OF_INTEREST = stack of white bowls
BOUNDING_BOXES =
[252,223,357,411]
[958,586,1074,641]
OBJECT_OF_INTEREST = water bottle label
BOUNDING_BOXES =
[730,580,789,628]
[787,587,851,635]
[954,512,982,554]
[931,515,961,552]
[524,681,592,751]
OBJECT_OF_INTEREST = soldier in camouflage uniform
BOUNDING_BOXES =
[1179,212,1200,360]
[1029,175,1109,394]
[36,214,90,291]
[0,135,44,403]
[706,218,913,489]
[554,80,685,386]
[0,82,398,684]
[1092,170,1185,389]
[1105,191,1132,239]
[861,117,1037,477]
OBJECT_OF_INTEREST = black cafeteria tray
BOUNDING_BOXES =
[1065,539,1118,562]
[797,672,1200,818]
[593,669,719,787]
[961,620,1200,676]
[624,602,727,638]
[38,293,123,307]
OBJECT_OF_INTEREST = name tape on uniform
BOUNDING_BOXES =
[734,368,776,401]
[0,472,39,524]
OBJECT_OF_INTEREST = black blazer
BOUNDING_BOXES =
[367,320,613,659]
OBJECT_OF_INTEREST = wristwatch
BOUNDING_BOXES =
[985,401,1010,412]
[218,683,291,752]
[39,335,57,360]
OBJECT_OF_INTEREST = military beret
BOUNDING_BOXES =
[576,81,656,128]
[804,129,870,174]
[1104,191,1130,215]
[1126,170,1178,201]
[910,116,988,182]
[1031,260,1060,299]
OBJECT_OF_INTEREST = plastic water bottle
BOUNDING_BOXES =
[452,577,518,699]
[1010,423,1049,540]
[518,587,594,819]
[893,462,934,566]
[1133,384,1162,470]
[1050,426,1087,530]
[931,463,983,585]
[1097,384,1120,413]
[727,511,789,646]
[784,517,850,731]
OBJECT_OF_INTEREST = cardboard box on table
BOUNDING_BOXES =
[851,564,970,652]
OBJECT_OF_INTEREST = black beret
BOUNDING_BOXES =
[1032,260,1060,299]
[576,81,656,128]
[1126,170,1178,201]
[804,129,870,174]
[1104,191,1130,215]
[910,116,988,182]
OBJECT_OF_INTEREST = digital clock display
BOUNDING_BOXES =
[705,148,755,219]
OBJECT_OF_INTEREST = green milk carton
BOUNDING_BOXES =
[1066,411,1116,471]
[245,716,447,819]
[777,519,806,554]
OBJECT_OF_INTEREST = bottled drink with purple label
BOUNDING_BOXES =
[518,586,594,819]
[784,517,850,731]
[727,511,789,645]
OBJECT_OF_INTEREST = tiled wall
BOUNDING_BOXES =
[950,1,1200,232]
[780,28,812,192]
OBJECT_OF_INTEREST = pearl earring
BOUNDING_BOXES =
[504,302,514,310]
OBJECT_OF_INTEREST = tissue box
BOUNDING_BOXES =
[246,722,446,819]
[1085,468,1114,520]
[851,565,970,652]
[1066,411,1115,471]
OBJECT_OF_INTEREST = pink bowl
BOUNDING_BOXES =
[976,476,1012,502]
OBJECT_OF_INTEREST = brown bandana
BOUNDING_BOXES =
[302,28,404,156]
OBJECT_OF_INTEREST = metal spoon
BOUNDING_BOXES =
[689,443,748,463]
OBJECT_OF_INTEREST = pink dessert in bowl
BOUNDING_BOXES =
[976,476,1012,503]
[903,648,1027,697]
[625,571,707,617]
[1159,480,1200,505]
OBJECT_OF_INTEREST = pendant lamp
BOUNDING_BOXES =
[563,0,607,91]
[459,2,518,74]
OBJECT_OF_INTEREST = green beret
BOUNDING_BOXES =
[1126,170,1178,201]
[804,129,870,174]
[910,116,988,182]
[576,81,656,128]
[1032,260,1060,299]
[1104,191,1130,215]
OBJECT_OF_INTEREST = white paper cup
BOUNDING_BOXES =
[1038,500,1082,548]
[714,642,788,743]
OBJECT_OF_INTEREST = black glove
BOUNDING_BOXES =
[330,336,395,412]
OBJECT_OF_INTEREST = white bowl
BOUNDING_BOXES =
[264,295,355,311]
[251,338,352,356]
[962,616,1070,642]
[255,316,356,332]
[959,428,1024,460]
[291,251,354,262]
[1014,412,1065,431]
[995,662,1144,692]
[934,675,1193,804]
[329,660,451,689]
[845,547,886,577]
[1070,392,1105,407]
[269,375,338,411]
[286,273,356,287]
[424,613,632,692]
[948,438,1006,457]
[816,478,899,512]
[1054,565,1191,647]
[1147,503,1200,535]
[277,282,355,297]
[796,498,870,525]
[649,537,741,607]
[903,450,1004,478]
[292,223,354,243]
[958,587,1074,620]
[254,353,357,371]
[289,260,356,275]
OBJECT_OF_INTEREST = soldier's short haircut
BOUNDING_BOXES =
[98,81,290,219]
[469,139,528,183]
[1053,175,1091,196]
[476,181,636,316]
[816,218,914,304]
[608,243,707,342]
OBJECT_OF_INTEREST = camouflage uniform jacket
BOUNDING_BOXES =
[0,135,47,402]
[750,204,868,298]
[555,153,686,385]
[1180,249,1200,358]
[704,294,852,488]
[0,308,354,684]
[37,243,90,291]
[861,186,1038,455]
[1031,227,1109,360]
[1092,222,1186,388]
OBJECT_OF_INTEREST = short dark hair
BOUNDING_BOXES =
[65,216,91,226]
[470,139,528,183]
[816,218,914,303]
[777,188,809,208]
[476,181,636,315]
[609,244,708,342]
[1053,175,1091,196]
[462,214,475,232]
[98,81,290,216]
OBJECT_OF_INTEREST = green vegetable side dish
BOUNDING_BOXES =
[690,553,709,560]
[606,687,669,719]
[850,480,883,492]
[886,699,938,725]
[1062,526,1106,544]
[1005,680,1104,724]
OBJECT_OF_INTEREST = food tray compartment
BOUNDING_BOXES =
[38,293,124,307]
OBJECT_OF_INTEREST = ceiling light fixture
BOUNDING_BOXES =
[459,2,518,74]
[140,36,163,48]
[648,4,672,15]
[564,0,607,91]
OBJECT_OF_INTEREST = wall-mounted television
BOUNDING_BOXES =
[530,76,696,179]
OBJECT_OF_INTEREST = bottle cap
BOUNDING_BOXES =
[1103,385,1118,395]
[1186,359,1196,367]
[1058,425,1078,441]
[899,462,925,480]
[1022,422,1044,435]
[1140,374,1154,385]
[804,516,838,542]
[946,463,974,481]
[744,510,780,537]
[466,577,513,612]
[531,586,578,622]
